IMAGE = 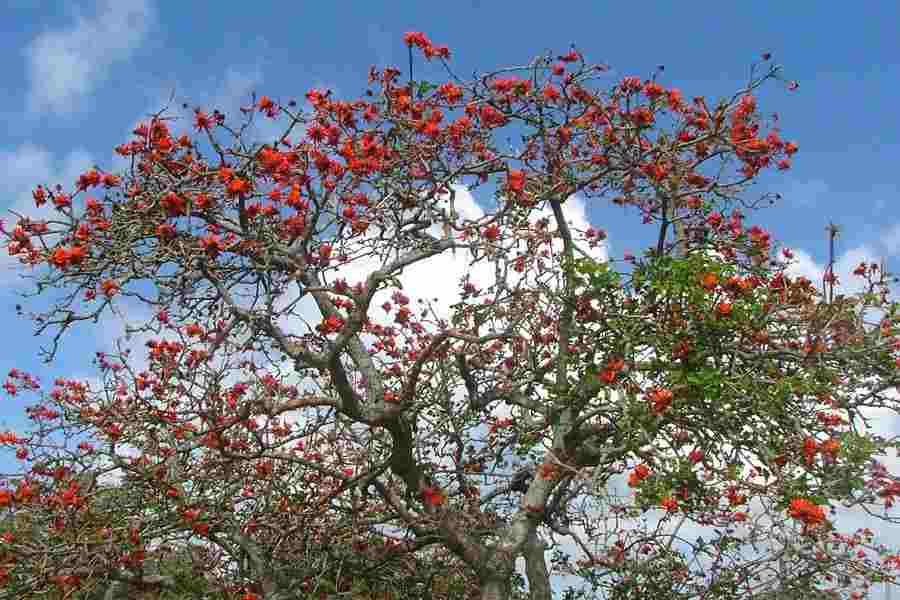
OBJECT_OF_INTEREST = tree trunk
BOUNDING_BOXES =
[480,577,510,600]
[524,531,551,600]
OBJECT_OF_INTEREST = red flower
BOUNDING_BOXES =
[100,279,120,298]
[192,522,210,536]
[421,485,446,507]
[559,49,581,63]
[200,235,225,258]
[32,185,47,206]
[438,82,463,104]
[699,272,718,291]
[318,314,344,335]
[52,193,71,209]
[716,302,733,317]
[160,191,186,216]
[648,388,674,415]
[542,84,561,102]
[194,110,213,131]
[403,31,431,49]
[660,496,678,513]
[227,177,252,197]
[788,498,826,527]
[478,105,507,128]
[803,437,818,464]
[156,223,177,241]
[182,508,201,522]
[185,323,204,338]
[598,369,617,384]
[48,245,88,269]
[507,170,526,195]
[76,169,102,191]
[258,96,278,117]
[628,464,651,487]
[820,438,840,460]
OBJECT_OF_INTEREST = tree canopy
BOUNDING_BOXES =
[3,32,900,600]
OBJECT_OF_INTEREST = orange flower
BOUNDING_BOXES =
[660,496,678,513]
[607,357,625,372]
[542,84,561,102]
[100,279,119,298]
[671,340,692,359]
[421,486,446,507]
[820,438,840,460]
[160,191,186,216]
[185,323,204,338]
[598,369,617,384]
[802,437,818,465]
[438,82,464,104]
[788,498,826,527]
[226,177,252,197]
[648,388,674,415]
[483,223,501,241]
[538,462,560,480]
[726,486,746,506]
[318,314,344,335]
[507,170,526,195]
[192,522,210,536]
[258,96,277,117]
[716,302,733,317]
[628,463,651,487]
[699,272,718,291]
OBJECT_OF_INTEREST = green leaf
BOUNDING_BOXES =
[417,80,437,97]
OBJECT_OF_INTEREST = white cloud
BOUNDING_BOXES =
[24,0,153,114]
[784,244,879,296]
[0,143,95,282]
[302,187,607,330]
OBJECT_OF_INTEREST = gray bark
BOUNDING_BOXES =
[524,530,552,600]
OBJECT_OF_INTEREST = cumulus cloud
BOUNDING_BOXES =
[0,143,94,282]
[24,0,153,114]
[282,187,607,333]
[784,244,879,296]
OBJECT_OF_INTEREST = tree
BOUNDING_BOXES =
[3,31,900,599]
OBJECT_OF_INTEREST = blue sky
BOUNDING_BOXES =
[2,2,900,594]
[1,0,898,455]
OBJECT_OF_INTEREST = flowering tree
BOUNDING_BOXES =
[4,31,900,600]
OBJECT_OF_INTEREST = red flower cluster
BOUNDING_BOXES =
[402,31,450,60]
[699,271,718,291]
[598,356,625,385]
[660,496,678,513]
[48,245,87,269]
[421,485,446,507]
[788,498,826,527]
[647,388,674,415]
[318,314,344,335]
[628,463,651,487]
